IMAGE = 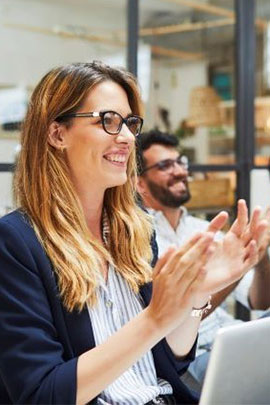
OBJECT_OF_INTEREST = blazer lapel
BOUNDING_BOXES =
[62,283,153,358]
[62,305,96,357]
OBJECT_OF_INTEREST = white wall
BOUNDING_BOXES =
[145,59,208,131]
[0,136,19,214]
[0,173,13,215]
[0,0,127,87]
[251,169,270,212]
[144,58,209,162]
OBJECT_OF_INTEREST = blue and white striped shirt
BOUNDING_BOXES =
[87,265,173,405]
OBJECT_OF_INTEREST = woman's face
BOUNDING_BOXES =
[61,80,136,193]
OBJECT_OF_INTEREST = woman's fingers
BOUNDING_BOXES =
[230,199,248,236]
[153,247,176,278]
[264,206,270,222]
[153,232,204,278]
[175,243,215,296]
[153,232,214,302]
[244,240,258,269]
[254,220,269,261]
[249,207,262,234]
[172,232,205,258]
[180,266,208,304]
[253,220,268,244]
[150,233,216,332]
[207,211,228,233]
[241,206,262,246]
[164,232,214,284]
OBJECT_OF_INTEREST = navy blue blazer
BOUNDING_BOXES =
[0,210,198,404]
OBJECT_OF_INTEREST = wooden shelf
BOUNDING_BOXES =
[219,97,270,130]
[185,178,234,210]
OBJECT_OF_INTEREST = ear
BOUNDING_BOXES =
[136,176,149,196]
[47,121,66,150]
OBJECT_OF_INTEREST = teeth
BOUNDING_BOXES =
[105,154,126,163]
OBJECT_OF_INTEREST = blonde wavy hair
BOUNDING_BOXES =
[14,62,153,311]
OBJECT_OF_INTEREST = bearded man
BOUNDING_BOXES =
[136,130,270,389]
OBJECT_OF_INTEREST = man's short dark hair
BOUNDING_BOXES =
[136,129,179,175]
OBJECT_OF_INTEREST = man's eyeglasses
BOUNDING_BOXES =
[141,155,188,174]
[56,110,143,137]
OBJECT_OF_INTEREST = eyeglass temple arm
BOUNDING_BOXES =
[57,111,101,119]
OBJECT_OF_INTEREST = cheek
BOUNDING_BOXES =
[65,143,97,174]
[66,131,102,160]
[150,172,167,183]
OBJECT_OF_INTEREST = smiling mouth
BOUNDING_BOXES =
[103,154,128,166]
[169,180,187,192]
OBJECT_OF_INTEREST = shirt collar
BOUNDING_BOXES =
[147,205,188,222]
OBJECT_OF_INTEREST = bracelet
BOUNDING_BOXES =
[191,296,212,318]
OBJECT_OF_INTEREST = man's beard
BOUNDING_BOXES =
[146,177,191,208]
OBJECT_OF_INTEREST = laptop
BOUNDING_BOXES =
[199,317,270,405]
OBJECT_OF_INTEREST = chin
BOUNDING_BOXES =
[106,173,128,188]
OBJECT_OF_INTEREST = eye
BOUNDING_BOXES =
[128,116,141,127]
[103,116,113,125]
[128,117,138,125]
[158,160,172,171]
[103,112,119,128]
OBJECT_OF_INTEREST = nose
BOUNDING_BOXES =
[115,123,135,145]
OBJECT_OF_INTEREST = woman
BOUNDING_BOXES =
[0,62,265,405]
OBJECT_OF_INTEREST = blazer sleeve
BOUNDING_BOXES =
[161,336,197,375]
[0,220,78,404]
[140,283,198,377]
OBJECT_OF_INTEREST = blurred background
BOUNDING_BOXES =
[1,0,270,221]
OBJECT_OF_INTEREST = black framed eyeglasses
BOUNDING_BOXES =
[57,110,143,137]
[141,155,188,174]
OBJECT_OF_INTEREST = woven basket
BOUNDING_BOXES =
[188,86,222,127]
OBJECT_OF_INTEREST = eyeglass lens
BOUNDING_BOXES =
[103,111,141,136]
[158,156,188,171]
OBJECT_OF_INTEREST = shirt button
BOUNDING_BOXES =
[106,300,113,308]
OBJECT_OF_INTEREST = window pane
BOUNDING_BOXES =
[255,0,270,166]
[139,0,235,165]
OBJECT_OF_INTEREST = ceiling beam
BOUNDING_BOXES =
[140,17,234,36]
[160,0,266,30]
[4,23,124,47]
[5,23,203,61]
[151,45,204,60]
[161,0,234,18]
